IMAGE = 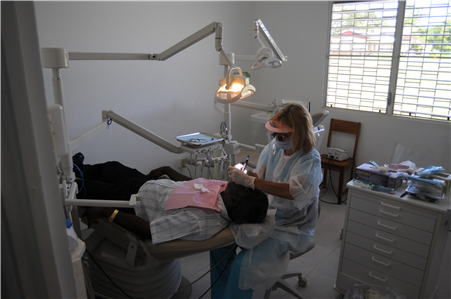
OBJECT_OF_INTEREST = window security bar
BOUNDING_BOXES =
[396,85,451,92]
[395,109,451,119]
[394,101,451,109]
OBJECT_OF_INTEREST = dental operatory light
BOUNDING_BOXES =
[251,19,286,71]
[215,67,256,104]
[215,19,287,105]
[252,46,282,71]
[213,19,287,142]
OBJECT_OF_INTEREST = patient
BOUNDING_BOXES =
[73,153,268,244]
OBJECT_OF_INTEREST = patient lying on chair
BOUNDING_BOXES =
[73,154,268,245]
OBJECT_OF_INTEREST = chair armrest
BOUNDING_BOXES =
[146,226,235,261]
[79,207,139,251]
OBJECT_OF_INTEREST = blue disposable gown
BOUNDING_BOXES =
[238,139,322,291]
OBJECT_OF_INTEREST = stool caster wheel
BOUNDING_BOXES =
[298,277,307,287]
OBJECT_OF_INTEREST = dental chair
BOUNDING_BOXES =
[80,195,320,299]
[311,110,330,128]
[81,204,319,299]
[79,206,235,299]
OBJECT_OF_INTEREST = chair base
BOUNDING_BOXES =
[172,276,192,299]
[264,272,308,299]
[86,231,184,299]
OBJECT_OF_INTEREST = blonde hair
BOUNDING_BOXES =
[269,103,316,153]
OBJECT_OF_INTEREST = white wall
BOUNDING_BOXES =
[35,1,254,175]
[35,1,450,176]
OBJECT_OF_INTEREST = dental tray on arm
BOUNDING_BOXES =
[176,132,223,147]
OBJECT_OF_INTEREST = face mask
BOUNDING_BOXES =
[276,139,292,150]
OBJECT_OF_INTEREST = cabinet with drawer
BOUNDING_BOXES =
[334,181,451,299]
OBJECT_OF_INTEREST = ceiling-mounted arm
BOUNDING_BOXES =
[254,19,287,64]
[155,21,232,65]
[59,21,234,65]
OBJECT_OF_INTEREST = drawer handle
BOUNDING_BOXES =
[371,256,391,267]
[373,245,393,255]
[377,221,397,230]
[369,272,388,282]
[379,209,399,218]
[380,201,401,210]
[375,233,395,243]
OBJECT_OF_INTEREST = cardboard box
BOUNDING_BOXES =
[355,163,403,190]
[430,172,451,195]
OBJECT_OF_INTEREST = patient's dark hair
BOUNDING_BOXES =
[224,182,268,224]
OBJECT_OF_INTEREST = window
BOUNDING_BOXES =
[326,0,450,121]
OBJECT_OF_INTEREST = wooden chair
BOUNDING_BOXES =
[321,119,361,204]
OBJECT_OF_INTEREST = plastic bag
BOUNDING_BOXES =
[406,180,445,201]
[389,143,419,167]
[417,165,444,178]
[344,284,405,299]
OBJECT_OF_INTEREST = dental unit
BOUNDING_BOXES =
[42,19,326,298]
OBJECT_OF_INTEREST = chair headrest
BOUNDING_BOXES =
[311,110,329,127]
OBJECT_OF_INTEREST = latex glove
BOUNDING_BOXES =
[233,163,248,174]
[228,166,256,189]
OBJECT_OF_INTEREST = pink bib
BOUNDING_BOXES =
[165,178,228,211]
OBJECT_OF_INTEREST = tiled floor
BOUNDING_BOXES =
[180,188,451,299]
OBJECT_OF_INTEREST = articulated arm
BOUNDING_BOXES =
[254,19,287,64]
[43,21,233,66]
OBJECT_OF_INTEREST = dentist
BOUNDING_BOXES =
[210,103,322,298]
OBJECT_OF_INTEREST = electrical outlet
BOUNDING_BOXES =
[178,158,186,168]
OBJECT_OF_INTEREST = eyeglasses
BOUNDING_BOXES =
[271,132,291,141]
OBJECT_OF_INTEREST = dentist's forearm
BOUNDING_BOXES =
[254,178,294,200]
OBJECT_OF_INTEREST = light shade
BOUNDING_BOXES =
[252,46,282,71]
[215,67,255,104]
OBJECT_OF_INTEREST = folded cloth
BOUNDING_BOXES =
[193,183,210,193]
[230,209,276,249]
[165,178,227,211]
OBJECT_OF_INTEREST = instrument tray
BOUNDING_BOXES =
[176,132,223,147]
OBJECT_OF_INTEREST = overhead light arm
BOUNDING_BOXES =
[155,21,232,64]
[217,19,287,71]
[254,19,287,64]
[44,21,234,64]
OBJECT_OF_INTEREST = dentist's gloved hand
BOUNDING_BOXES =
[228,166,256,189]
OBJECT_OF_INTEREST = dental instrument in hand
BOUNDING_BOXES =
[242,155,250,173]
